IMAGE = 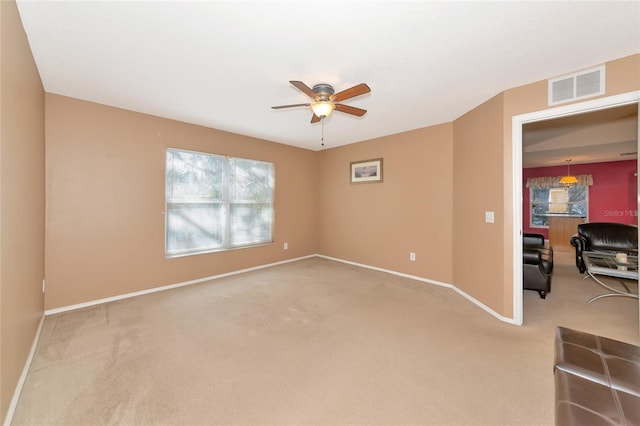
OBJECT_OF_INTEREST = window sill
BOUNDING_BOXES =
[165,241,274,259]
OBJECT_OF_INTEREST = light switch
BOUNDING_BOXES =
[485,211,495,223]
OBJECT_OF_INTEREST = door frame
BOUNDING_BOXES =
[511,90,640,325]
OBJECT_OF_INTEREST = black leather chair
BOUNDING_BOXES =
[523,249,551,299]
[523,233,553,299]
[523,233,553,274]
[570,222,638,273]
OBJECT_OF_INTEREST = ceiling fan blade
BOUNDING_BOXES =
[271,103,310,110]
[335,103,367,117]
[311,114,321,123]
[290,81,318,100]
[331,83,370,102]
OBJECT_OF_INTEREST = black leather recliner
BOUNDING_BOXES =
[523,233,553,299]
[570,222,638,273]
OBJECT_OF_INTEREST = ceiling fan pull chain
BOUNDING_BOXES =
[321,118,325,147]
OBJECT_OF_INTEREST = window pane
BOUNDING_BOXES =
[531,203,549,226]
[229,158,274,202]
[531,214,548,227]
[530,188,549,226]
[166,203,223,254]
[166,150,224,201]
[568,185,587,202]
[531,188,549,203]
[548,188,569,213]
[229,204,272,246]
[568,202,587,217]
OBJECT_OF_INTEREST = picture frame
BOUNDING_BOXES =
[350,158,383,184]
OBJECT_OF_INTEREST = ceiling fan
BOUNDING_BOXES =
[272,81,371,123]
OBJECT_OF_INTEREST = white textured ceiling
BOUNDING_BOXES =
[16,1,640,151]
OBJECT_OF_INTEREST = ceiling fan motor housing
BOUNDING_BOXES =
[312,84,334,100]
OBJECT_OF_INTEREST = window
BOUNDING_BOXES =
[165,148,274,256]
[530,185,588,228]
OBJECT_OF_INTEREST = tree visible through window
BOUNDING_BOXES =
[165,148,274,256]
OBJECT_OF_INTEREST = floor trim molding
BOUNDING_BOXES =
[3,315,45,426]
[44,255,316,316]
[317,255,518,325]
[45,253,518,325]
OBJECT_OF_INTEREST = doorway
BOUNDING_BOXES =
[511,91,640,325]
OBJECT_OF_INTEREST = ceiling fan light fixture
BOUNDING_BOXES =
[311,101,335,118]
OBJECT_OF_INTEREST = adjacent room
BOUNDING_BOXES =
[2,1,639,425]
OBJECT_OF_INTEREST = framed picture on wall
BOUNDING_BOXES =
[350,158,383,184]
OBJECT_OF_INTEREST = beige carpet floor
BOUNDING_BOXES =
[11,256,639,426]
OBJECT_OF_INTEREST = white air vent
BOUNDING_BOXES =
[548,65,605,105]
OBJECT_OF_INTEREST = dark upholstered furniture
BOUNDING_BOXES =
[554,327,640,425]
[524,250,551,299]
[524,233,554,273]
[524,232,546,248]
[570,222,638,273]
[523,233,553,299]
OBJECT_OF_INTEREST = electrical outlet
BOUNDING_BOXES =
[284,242,288,250]
[410,252,416,261]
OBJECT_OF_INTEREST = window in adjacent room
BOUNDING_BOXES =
[165,148,274,257]
[530,185,588,228]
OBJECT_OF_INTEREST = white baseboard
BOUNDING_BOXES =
[317,255,518,325]
[3,315,45,426]
[45,255,316,316]
[45,252,519,321]
[317,255,454,288]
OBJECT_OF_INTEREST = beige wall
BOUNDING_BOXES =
[0,0,46,422]
[318,53,639,320]
[603,55,640,98]
[450,54,639,318]
[318,124,454,284]
[45,95,319,309]
[499,53,640,317]
[503,55,640,119]
[452,94,507,315]
[40,55,640,318]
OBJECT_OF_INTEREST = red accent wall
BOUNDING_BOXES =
[523,160,637,239]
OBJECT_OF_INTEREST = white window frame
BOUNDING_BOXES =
[165,148,274,257]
